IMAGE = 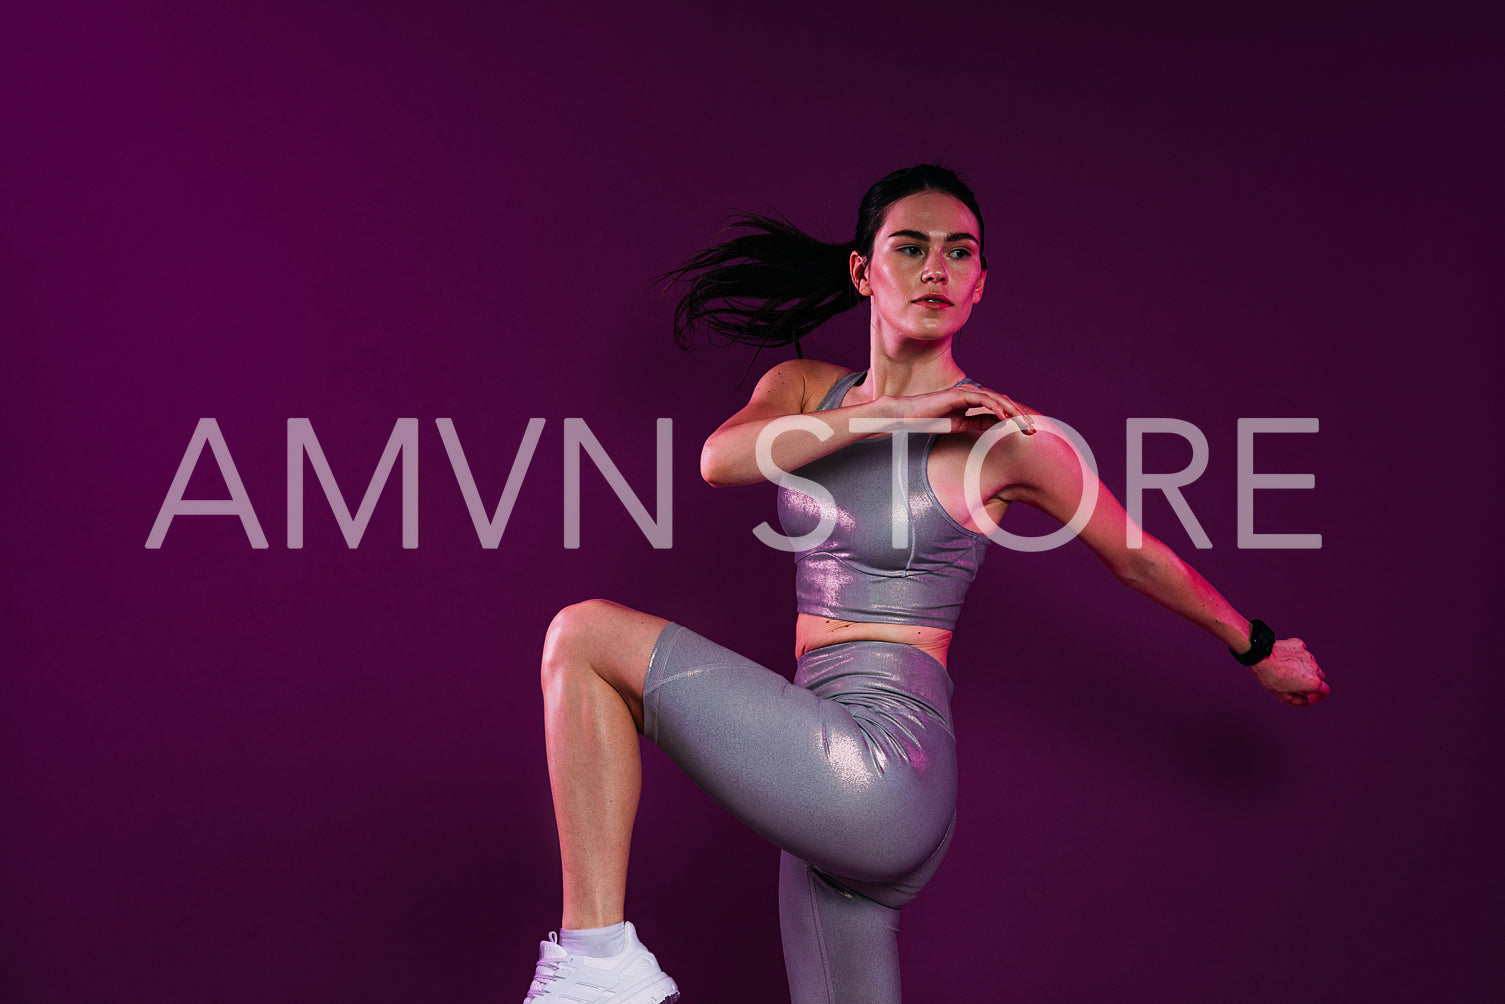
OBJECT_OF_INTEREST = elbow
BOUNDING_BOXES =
[1111,547,1168,589]
[701,466,735,488]
[1112,562,1147,590]
[699,442,740,488]
[701,430,769,487]
[699,437,723,486]
[701,457,760,488]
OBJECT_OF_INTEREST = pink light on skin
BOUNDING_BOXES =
[849,190,987,356]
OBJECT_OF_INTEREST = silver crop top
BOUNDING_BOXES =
[776,370,990,631]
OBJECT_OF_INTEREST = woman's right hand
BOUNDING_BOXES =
[703,362,1035,487]
[873,383,1036,436]
[1249,638,1330,707]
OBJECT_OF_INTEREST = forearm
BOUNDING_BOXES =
[700,398,899,487]
[1114,537,1253,652]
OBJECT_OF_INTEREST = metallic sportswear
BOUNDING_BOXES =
[776,370,991,631]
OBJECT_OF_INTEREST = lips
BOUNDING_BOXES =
[913,295,953,307]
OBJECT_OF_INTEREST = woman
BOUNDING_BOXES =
[524,165,1328,1003]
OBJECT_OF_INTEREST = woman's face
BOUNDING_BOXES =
[851,190,987,347]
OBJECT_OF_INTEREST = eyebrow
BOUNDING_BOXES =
[887,229,980,244]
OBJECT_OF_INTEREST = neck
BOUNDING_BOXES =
[860,338,965,400]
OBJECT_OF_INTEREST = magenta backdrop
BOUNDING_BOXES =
[4,3,1501,1001]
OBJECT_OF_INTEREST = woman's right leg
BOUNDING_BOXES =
[540,616,955,1002]
[539,598,669,930]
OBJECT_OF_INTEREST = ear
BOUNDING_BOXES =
[849,250,872,297]
[972,259,988,304]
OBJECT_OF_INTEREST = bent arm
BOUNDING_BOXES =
[700,360,1031,487]
[699,361,890,487]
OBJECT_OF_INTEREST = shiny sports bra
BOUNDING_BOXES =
[776,370,990,631]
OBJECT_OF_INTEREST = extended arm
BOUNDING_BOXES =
[993,419,1329,706]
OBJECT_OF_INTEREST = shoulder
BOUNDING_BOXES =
[935,396,1064,499]
[753,358,854,413]
[986,412,1092,503]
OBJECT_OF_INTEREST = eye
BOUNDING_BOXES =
[948,247,973,260]
[896,245,923,257]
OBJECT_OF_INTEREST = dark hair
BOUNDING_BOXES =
[667,164,985,356]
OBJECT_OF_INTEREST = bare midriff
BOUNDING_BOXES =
[794,613,953,669]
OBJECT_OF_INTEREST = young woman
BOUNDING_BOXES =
[523,165,1328,1004]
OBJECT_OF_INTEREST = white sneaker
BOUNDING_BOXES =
[524,921,680,1003]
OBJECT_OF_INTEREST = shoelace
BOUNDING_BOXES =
[525,962,564,1000]
[525,935,572,1001]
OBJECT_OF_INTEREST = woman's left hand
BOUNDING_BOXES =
[1249,638,1329,707]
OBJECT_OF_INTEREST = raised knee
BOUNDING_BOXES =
[540,598,617,689]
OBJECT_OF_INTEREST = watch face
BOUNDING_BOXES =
[1234,620,1275,665]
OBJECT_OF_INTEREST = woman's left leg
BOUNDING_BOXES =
[778,852,901,1004]
[776,813,956,1004]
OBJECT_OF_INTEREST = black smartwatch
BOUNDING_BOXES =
[1231,619,1276,666]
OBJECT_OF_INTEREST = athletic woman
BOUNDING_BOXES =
[523,165,1328,1003]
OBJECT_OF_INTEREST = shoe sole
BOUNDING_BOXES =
[633,973,680,1004]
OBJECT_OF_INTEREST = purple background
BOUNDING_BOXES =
[4,3,1501,1001]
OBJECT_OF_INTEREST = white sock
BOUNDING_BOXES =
[559,921,627,958]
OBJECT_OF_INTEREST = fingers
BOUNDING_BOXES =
[952,413,1003,435]
[1258,660,1330,707]
[996,396,1035,435]
[991,393,1035,435]
[1267,638,1327,708]
[902,384,1036,436]
[1284,680,1330,708]
[956,386,1035,435]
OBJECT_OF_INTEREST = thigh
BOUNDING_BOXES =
[643,623,957,883]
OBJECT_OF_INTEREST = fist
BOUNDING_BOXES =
[1252,638,1328,707]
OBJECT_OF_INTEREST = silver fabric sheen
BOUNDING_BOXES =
[777,370,989,631]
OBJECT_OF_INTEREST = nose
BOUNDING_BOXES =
[921,250,947,283]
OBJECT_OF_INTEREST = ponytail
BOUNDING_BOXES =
[666,213,860,357]
[668,164,985,357]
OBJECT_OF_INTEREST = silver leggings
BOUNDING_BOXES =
[643,623,959,1004]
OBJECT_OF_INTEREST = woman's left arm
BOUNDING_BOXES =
[991,418,1329,707]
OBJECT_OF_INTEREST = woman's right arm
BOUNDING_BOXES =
[700,360,870,486]
[700,360,1032,487]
